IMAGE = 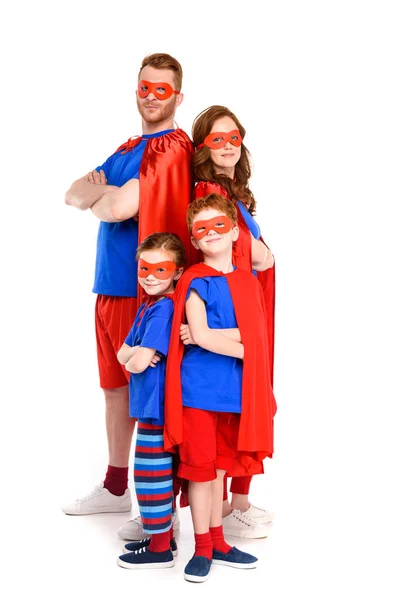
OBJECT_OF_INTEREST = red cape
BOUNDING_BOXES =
[194,181,276,385]
[115,130,199,304]
[164,263,276,474]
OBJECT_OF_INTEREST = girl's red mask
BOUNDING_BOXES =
[138,258,177,280]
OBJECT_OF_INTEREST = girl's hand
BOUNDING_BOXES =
[149,353,161,368]
[180,323,195,345]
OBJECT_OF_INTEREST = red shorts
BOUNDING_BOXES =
[178,407,240,482]
[95,295,138,389]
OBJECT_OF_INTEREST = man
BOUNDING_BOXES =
[63,53,195,541]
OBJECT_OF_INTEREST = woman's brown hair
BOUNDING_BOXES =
[192,105,256,214]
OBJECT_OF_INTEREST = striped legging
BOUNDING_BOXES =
[134,421,173,535]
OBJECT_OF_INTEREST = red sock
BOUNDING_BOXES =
[210,525,232,554]
[170,526,174,541]
[103,465,128,496]
[194,532,213,560]
[149,530,170,553]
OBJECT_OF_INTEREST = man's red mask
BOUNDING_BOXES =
[197,129,243,150]
[138,258,177,280]
[192,216,233,240]
[137,80,180,101]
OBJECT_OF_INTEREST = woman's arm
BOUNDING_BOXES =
[251,234,275,271]
[185,291,244,359]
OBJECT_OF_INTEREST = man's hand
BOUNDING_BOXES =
[180,323,195,345]
[85,169,107,184]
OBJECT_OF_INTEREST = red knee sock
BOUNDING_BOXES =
[149,530,171,553]
[170,526,174,541]
[194,532,213,560]
[210,525,232,554]
[103,465,128,496]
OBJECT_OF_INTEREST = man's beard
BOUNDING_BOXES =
[136,97,177,124]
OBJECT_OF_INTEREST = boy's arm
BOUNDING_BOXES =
[65,170,119,211]
[251,234,275,271]
[185,291,244,359]
[126,347,157,374]
[117,343,139,365]
[180,324,241,344]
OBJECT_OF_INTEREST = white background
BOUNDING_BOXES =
[2,1,400,598]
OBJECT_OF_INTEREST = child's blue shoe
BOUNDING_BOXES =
[123,537,178,556]
[117,546,175,569]
[212,546,258,568]
[184,555,212,582]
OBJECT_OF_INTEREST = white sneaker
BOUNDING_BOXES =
[118,510,180,541]
[222,509,269,539]
[241,504,275,525]
[62,482,132,515]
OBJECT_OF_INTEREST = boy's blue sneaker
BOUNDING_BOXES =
[117,546,175,570]
[212,546,258,569]
[184,555,212,582]
[123,537,178,557]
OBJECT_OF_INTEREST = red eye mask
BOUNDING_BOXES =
[138,259,177,280]
[192,216,233,240]
[197,129,243,150]
[137,80,180,101]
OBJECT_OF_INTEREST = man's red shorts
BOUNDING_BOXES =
[178,407,240,482]
[95,295,138,389]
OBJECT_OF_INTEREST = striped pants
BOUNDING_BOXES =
[134,422,173,535]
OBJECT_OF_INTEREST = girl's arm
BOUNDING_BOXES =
[117,343,139,365]
[185,291,244,359]
[126,347,157,374]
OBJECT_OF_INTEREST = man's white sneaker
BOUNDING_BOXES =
[62,482,132,515]
[222,509,269,539]
[240,504,275,525]
[117,511,180,541]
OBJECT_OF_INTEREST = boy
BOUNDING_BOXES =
[164,194,276,582]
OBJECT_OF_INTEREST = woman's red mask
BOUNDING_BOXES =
[138,258,177,280]
[137,80,180,101]
[192,216,233,240]
[197,129,243,150]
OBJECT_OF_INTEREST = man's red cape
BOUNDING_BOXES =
[194,181,276,385]
[115,130,199,304]
[164,263,276,476]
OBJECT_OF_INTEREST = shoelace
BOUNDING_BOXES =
[77,483,103,502]
[231,509,255,527]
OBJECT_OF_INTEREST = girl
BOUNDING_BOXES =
[116,232,184,569]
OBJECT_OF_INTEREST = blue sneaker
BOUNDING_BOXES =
[184,555,212,582]
[212,546,258,569]
[123,537,178,557]
[117,546,175,570]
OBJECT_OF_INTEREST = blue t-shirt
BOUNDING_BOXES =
[237,201,261,240]
[125,297,174,425]
[181,275,242,413]
[93,129,174,297]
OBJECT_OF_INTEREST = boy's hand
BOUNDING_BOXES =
[180,323,195,345]
[149,353,161,368]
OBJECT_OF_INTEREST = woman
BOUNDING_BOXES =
[191,105,276,539]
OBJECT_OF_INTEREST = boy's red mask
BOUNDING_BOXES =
[138,258,177,280]
[197,129,243,150]
[137,80,180,101]
[192,216,233,240]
